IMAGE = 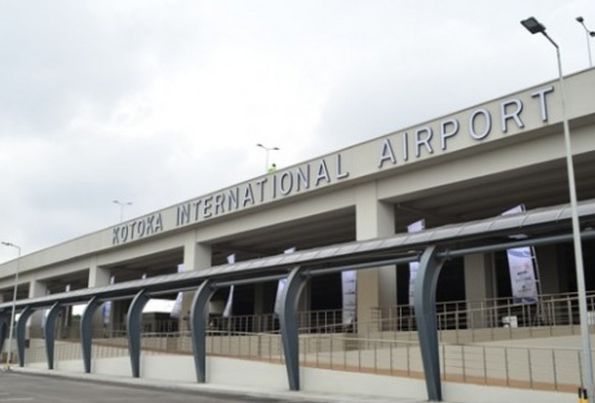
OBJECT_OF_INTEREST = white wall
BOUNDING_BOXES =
[28,353,576,403]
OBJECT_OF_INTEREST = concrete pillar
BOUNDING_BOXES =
[88,259,111,336]
[183,232,212,271]
[181,232,211,330]
[88,260,110,288]
[535,245,565,295]
[464,253,496,328]
[28,280,48,338]
[355,182,395,332]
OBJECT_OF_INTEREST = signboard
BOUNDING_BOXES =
[103,275,116,325]
[503,205,539,304]
[341,270,357,325]
[109,84,557,248]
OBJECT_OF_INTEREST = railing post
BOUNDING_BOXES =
[44,302,62,370]
[279,266,307,391]
[127,289,150,378]
[552,349,558,390]
[414,246,446,402]
[190,280,216,383]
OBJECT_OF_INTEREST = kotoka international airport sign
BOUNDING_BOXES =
[112,84,558,246]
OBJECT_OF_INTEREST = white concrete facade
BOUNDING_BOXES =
[1,68,595,327]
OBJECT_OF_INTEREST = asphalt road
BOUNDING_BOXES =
[0,372,300,403]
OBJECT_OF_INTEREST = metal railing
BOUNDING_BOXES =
[24,330,589,393]
[367,291,595,344]
[207,308,346,334]
[22,291,595,354]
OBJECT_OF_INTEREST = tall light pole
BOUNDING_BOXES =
[1,241,21,370]
[576,17,595,68]
[522,16,594,398]
[112,200,132,222]
[256,143,280,172]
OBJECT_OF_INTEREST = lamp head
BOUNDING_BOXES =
[590,31,595,38]
[577,16,584,23]
[521,17,546,34]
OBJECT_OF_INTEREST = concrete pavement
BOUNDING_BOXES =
[1,368,425,403]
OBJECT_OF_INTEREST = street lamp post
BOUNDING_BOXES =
[576,16,595,67]
[1,241,21,370]
[256,143,280,172]
[522,16,594,398]
[112,200,132,223]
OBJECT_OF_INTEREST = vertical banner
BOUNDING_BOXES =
[274,247,296,315]
[341,270,357,325]
[503,205,539,304]
[103,275,116,325]
[170,264,184,318]
[408,220,426,305]
[222,254,236,318]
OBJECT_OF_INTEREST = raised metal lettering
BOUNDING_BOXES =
[440,119,459,150]
[469,109,492,140]
[378,138,396,168]
[336,153,349,179]
[315,160,331,186]
[415,127,434,158]
[501,99,525,133]
[531,86,554,122]
[279,172,294,196]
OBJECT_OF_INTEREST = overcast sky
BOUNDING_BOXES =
[0,1,593,263]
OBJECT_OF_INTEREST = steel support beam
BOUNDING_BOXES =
[279,266,307,391]
[190,280,217,383]
[80,296,101,373]
[44,302,61,370]
[16,306,34,367]
[0,311,8,353]
[414,246,446,402]
[127,289,149,378]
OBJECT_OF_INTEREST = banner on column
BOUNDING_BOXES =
[223,254,236,318]
[408,219,426,305]
[274,247,296,316]
[170,264,184,318]
[503,205,539,305]
[102,276,116,325]
[341,270,357,325]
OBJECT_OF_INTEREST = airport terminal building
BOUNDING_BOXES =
[0,67,594,403]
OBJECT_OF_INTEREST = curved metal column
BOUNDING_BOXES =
[127,289,149,378]
[44,302,62,370]
[190,280,216,383]
[16,306,35,367]
[0,311,8,353]
[80,296,101,373]
[279,267,307,391]
[413,246,446,402]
